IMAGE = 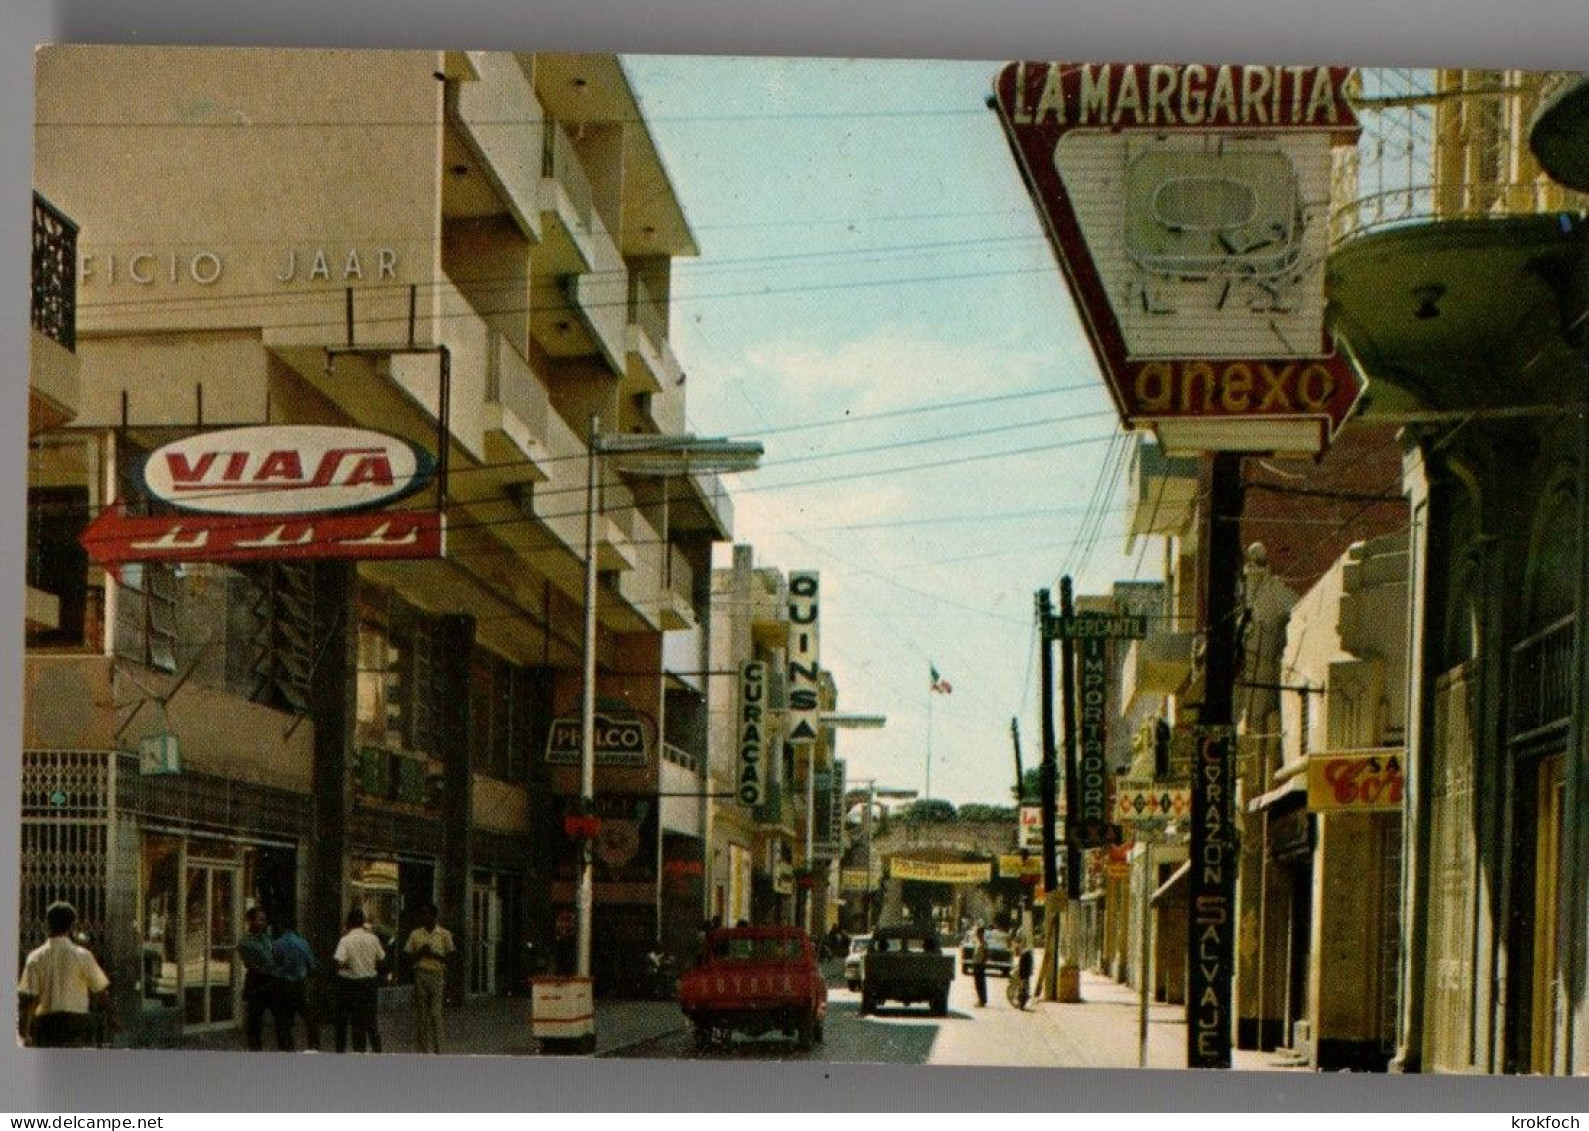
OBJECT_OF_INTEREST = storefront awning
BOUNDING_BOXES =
[1247,758,1309,813]
[1151,861,1190,906]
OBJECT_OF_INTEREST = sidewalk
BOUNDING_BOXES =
[177,992,685,1058]
[1016,967,1310,1072]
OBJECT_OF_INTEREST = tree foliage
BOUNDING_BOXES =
[1013,766,1043,803]
[956,802,1016,823]
[899,798,957,823]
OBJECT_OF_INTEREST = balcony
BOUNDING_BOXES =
[625,275,685,395]
[452,52,544,242]
[537,119,595,275]
[1328,70,1589,409]
[30,193,80,434]
[1124,438,1199,550]
[1120,632,1196,718]
[481,330,553,475]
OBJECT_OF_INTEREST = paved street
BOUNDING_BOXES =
[172,959,1305,1069]
[609,958,1305,1070]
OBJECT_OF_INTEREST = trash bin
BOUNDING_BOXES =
[530,975,595,1054]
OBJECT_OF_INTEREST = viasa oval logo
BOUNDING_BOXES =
[143,425,434,515]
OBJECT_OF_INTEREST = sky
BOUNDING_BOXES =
[625,56,1143,806]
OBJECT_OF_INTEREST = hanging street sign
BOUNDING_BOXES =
[80,505,444,568]
[786,571,822,744]
[993,62,1366,456]
[142,424,435,515]
[1075,628,1111,847]
[737,662,768,806]
[1051,612,1148,641]
[1306,748,1405,811]
[1114,781,1192,823]
[1188,723,1236,1069]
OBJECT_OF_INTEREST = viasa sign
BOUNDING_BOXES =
[143,425,434,515]
[82,424,444,570]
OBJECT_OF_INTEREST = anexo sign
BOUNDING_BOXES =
[993,62,1366,456]
[143,425,434,515]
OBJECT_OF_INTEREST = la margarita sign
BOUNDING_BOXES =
[993,62,1367,456]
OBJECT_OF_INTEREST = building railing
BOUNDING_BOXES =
[32,193,77,351]
[628,274,668,348]
[1508,613,1575,742]
[1330,69,1589,249]
[541,119,594,234]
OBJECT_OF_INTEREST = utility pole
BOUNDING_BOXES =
[1036,589,1062,1001]
[1009,717,1025,802]
[1056,576,1082,1002]
[1188,451,1244,1069]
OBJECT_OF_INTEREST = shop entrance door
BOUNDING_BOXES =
[182,861,241,1030]
[1530,753,1566,1074]
[470,881,502,997]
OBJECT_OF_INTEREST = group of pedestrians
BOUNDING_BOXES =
[968,925,1035,1011]
[239,902,456,1054]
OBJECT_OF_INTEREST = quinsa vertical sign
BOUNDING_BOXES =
[786,572,821,744]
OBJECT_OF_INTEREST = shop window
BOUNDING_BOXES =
[357,620,406,750]
[139,835,182,1008]
[26,485,92,649]
[114,562,180,673]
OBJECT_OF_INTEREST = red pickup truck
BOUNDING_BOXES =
[677,925,828,1050]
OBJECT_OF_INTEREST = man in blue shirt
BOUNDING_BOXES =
[272,915,318,1051]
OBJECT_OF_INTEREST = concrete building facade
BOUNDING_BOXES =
[23,47,730,1041]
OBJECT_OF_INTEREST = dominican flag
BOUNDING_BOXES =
[930,665,953,695]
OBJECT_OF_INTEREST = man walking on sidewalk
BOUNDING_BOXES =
[17,901,112,1047]
[334,907,385,1053]
[238,906,282,1051]
[971,927,989,1007]
[403,902,455,1054]
[272,915,318,1051]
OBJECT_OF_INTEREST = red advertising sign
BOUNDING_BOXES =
[142,425,434,515]
[993,62,1366,455]
[1306,749,1404,811]
[80,505,444,568]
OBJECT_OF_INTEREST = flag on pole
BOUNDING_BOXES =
[930,664,953,695]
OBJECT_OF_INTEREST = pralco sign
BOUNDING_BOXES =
[993,62,1365,456]
[738,662,768,806]
[143,425,434,515]
[786,571,821,744]
[545,711,653,768]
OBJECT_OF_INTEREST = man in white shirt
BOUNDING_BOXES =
[17,902,112,1047]
[332,907,385,1053]
[403,902,455,1053]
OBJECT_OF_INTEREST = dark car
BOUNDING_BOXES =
[959,928,1013,977]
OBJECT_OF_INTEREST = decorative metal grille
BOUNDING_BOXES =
[19,750,113,957]
[1509,614,1574,742]
[31,193,77,351]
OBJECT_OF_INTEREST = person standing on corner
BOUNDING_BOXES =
[16,901,112,1047]
[333,907,385,1053]
[272,914,319,1051]
[971,926,989,1008]
[237,906,281,1052]
[1010,937,1033,1010]
[403,902,455,1054]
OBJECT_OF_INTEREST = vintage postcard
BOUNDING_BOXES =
[19,45,1589,1077]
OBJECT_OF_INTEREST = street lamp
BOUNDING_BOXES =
[845,779,915,930]
[576,417,762,982]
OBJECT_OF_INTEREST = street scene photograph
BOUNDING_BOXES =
[17,44,1589,1080]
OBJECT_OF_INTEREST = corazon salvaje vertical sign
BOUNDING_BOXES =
[1190,724,1235,1069]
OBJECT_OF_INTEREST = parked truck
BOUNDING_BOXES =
[677,925,828,1050]
[858,923,955,1016]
